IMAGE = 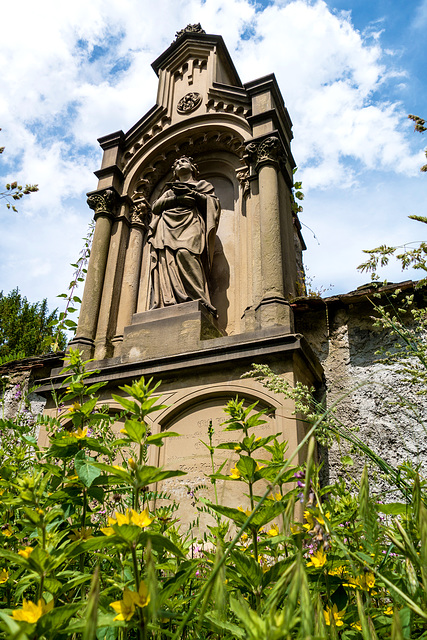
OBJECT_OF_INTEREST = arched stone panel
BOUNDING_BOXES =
[154,386,286,532]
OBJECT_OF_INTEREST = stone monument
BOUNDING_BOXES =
[41,26,323,528]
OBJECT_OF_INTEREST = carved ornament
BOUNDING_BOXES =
[87,189,117,218]
[245,135,287,171]
[236,167,250,196]
[174,24,206,42]
[130,197,150,226]
[177,92,202,115]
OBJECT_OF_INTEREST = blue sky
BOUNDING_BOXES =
[0,0,426,317]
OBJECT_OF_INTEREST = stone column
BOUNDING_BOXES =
[69,189,116,358]
[93,216,128,361]
[112,198,149,355]
[246,136,294,331]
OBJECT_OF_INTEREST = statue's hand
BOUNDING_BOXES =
[176,193,196,207]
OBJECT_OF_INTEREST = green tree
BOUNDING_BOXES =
[0,288,66,361]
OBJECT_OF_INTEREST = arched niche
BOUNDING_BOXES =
[134,147,244,335]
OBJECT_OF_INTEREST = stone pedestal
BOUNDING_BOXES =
[122,300,223,362]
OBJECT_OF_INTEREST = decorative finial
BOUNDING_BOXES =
[174,24,206,42]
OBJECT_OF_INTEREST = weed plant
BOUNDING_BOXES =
[0,344,426,639]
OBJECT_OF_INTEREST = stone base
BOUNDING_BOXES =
[242,297,294,332]
[122,300,224,362]
[67,336,94,360]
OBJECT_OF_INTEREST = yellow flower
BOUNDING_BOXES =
[230,466,241,479]
[131,508,153,528]
[240,533,249,543]
[115,510,132,526]
[12,598,53,623]
[255,462,264,472]
[18,547,33,559]
[324,604,345,627]
[303,511,314,530]
[113,465,125,472]
[101,515,118,536]
[306,548,327,568]
[343,572,375,591]
[384,606,394,616]
[68,401,81,413]
[2,525,13,537]
[238,506,252,517]
[233,445,241,452]
[290,524,303,535]
[128,457,137,470]
[70,427,88,439]
[267,524,279,537]
[268,492,282,502]
[316,511,330,526]
[102,509,152,534]
[134,581,150,608]
[351,621,362,631]
[258,554,269,572]
[328,565,345,577]
[110,589,137,621]
[110,583,150,621]
[0,569,9,583]
[364,572,375,590]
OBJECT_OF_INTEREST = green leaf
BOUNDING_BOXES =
[75,451,102,488]
[111,394,136,413]
[0,610,30,640]
[136,465,187,486]
[204,612,245,638]
[146,431,180,446]
[81,397,98,415]
[376,502,408,516]
[140,532,185,557]
[36,604,82,636]
[236,456,256,480]
[122,418,146,443]
[231,549,263,589]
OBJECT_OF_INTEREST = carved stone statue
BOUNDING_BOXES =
[148,156,221,315]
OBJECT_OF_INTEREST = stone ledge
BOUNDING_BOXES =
[36,329,323,392]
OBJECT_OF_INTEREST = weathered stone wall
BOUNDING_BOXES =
[0,354,64,443]
[294,281,427,496]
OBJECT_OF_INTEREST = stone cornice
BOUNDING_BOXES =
[97,130,125,151]
[94,165,125,182]
[36,330,324,392]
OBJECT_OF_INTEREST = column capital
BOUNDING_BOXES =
[87,188,118,219]
[244,134,287,173]
[129,196,151,229]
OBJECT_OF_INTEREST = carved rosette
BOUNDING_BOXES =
[244,135,287,172]
[87,189,117,219]
[177,92,202,115]
[174,23,206,41]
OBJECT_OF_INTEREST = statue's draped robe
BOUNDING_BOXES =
[148,179,220,313]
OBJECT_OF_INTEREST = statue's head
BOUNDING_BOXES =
[172,156,199,180]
